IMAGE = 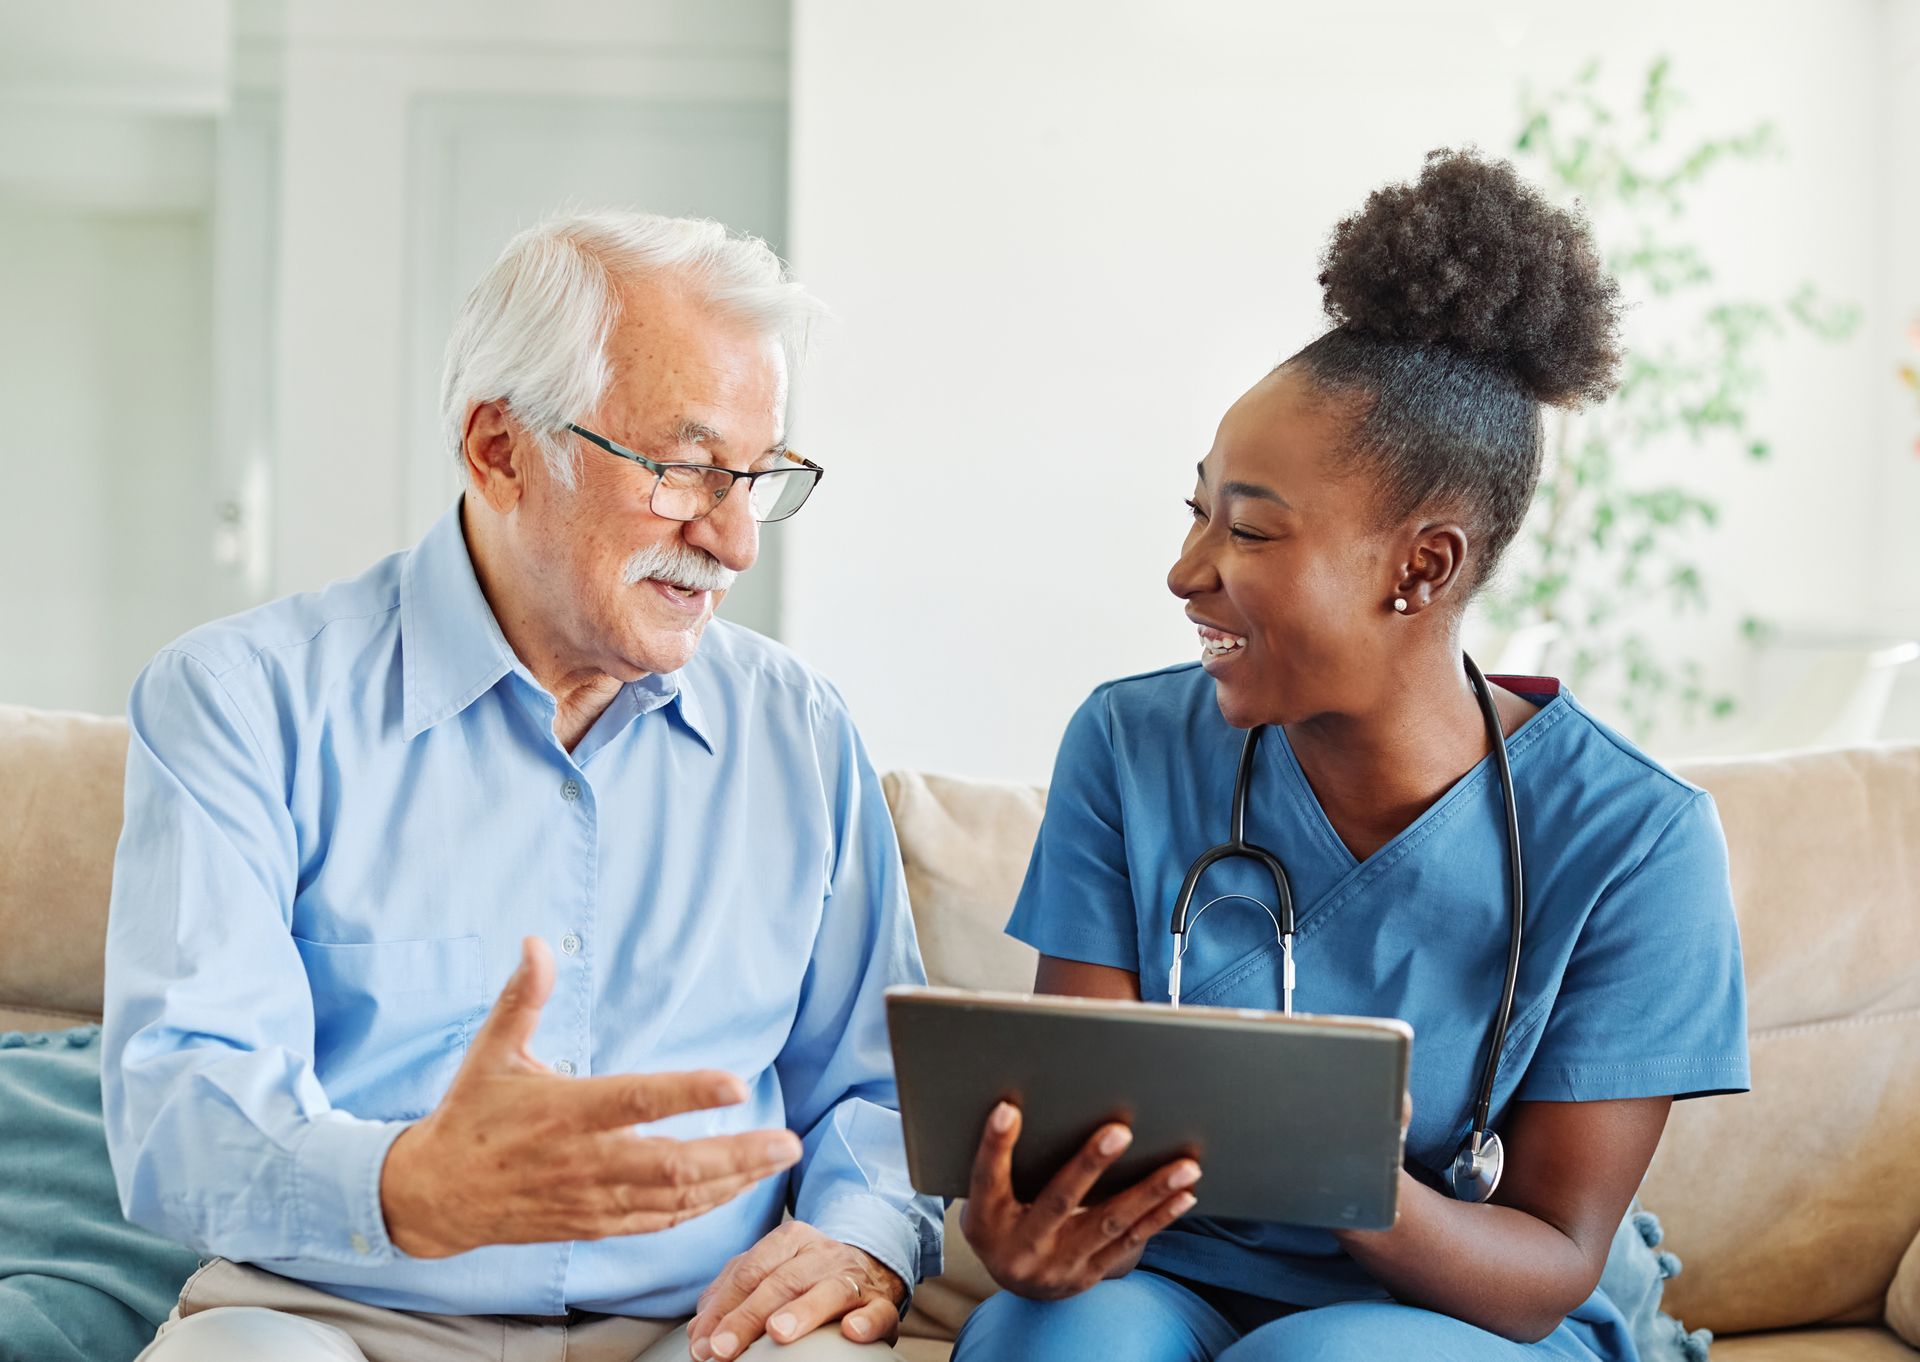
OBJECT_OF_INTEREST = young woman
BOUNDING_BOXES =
[950,150,1749,1361]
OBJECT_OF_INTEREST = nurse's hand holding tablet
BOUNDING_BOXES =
[961,1100,1202,1300]
[955,953,1206,1302]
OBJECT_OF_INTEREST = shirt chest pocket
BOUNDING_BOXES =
[294,935,487,1121]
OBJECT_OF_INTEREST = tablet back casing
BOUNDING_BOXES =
[886,988,1411,1231]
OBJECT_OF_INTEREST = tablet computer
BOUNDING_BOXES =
[885,986,1412,1230]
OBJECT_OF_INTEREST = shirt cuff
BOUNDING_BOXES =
[289,1110,415,1266]
[804,1192,939,1307]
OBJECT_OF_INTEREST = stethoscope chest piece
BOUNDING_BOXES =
[1446,1129,1505,1203]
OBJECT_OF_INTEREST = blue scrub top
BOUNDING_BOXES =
[1006,662,1750,1312]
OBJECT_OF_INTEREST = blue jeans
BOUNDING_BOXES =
[951,1271,1634,1362]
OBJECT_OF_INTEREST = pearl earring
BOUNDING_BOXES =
[1393,597,1408,613]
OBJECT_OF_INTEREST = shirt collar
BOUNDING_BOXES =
[609,667,715,756]
[399,499,715,753]
[657,668,714,753]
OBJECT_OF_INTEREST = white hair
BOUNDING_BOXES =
[440,210,826,488]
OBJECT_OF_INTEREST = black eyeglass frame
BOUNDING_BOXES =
[565,422,824,523]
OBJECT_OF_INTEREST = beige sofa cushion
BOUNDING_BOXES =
[0,705,128,1024]
[1888,1230,1920,1349]
[1676,749,1920,1034]
[1647,748,1920,1337]
[881,771,1042,995]
[1642,1008,1920,1334]
[1714,1328,1920,1361]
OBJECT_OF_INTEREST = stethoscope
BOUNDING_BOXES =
[1166,654,1524,1203]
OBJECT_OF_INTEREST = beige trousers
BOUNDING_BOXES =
[136,1259,902,1362]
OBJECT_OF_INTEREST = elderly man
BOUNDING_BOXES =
[101,212,939,1362]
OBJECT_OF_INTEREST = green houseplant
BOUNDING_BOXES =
[1483,58,1858,739]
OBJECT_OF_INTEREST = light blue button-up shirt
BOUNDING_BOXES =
[101,500,940,1317]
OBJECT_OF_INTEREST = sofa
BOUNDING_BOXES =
[3,701,1919,1359]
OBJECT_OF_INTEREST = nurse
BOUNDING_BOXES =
[950,149,1750,1362]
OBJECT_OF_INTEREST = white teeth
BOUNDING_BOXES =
[1198,630,1247,659]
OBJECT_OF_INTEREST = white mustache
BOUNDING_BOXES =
[621,541,737,593]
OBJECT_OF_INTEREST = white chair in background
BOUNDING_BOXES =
[1729,638,1920,754]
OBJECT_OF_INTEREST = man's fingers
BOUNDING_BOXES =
[689,1226,804,1347]
[1028,1121,1134,1231]
[468,937,554,1063]
[704,1261,816,1360]
[965,1101,1021,1216]
[600,1129,802,1196]
[567,1069,750,1131]
[840,1297,901,1346]
[607,1170,773,1239]
[764,1271,869,1346]
[1085,1189,1198,1278]
[593,1132,804,1237]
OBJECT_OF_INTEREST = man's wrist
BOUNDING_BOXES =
[379,1121,463,1259]
[803,1193,925,1309]
[861,1251,908,1306]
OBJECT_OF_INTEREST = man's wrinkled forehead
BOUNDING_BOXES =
[602,284,789,456]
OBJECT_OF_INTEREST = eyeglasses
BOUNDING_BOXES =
[566,423,824,524]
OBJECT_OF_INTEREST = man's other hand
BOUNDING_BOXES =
[687,1221,907,1359]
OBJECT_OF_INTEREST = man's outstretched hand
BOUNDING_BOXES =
[380,936,802,1259]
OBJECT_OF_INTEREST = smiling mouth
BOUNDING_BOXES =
[1197,625,1247,659]
[645,579,712,614]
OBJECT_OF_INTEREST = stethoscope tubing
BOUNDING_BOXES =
[1463,652,1524,1148]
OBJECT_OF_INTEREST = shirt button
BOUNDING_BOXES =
[554,1059,576,1076]
[561,779,581,802]
[561,932,581,956]
[350,1232,371,1255]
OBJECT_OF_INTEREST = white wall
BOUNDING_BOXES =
[0,0,233,715]
[1879,0,1920,628]
[787,0,1906,783]
[0,0,229,112]
[0,202,221,713]
[1871,0,1920,739]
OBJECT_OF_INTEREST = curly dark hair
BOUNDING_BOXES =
[1288,147,1624,591]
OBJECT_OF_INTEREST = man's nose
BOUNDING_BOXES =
[686,486,759,574]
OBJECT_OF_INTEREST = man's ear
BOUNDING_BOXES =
[1391,522,1471,615]
[462,401,526,514]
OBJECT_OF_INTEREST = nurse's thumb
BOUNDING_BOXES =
[471,936,555,1064]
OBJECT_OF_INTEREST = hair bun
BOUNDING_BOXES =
[1316,148,1623,408]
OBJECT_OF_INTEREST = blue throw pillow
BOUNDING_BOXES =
[1598,1198,1713,1362]
[0,1025,200,1362]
